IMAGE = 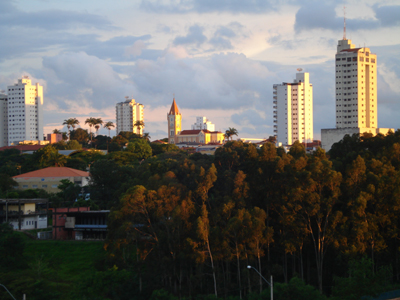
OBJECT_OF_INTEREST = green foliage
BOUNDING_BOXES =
[70,128,89,143]
[0,173,18,193]
[0,223,26,272]
[151,143,179,155]
[331,257,393,300]
[126,138,152,160]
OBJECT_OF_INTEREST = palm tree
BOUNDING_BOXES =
[225,127,238,141]
[53,129,61,134]
[143,132,151,141]
[85,117,96,142]
[93,118,103,136]
[134,120,144,136]
[62,118,80,140]
[104,121,115,138]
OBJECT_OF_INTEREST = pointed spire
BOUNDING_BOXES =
[168,98,180,115]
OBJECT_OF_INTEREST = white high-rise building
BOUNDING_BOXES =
[116,97,144,135]
[6,77,43,146]
[273,72,313,145]
[191,116,215,131]
[0,92,8,147]
[335,39,377,128]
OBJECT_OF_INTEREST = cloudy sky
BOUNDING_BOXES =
[1,0,399,140]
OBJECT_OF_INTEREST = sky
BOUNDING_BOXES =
[0,0,399,141]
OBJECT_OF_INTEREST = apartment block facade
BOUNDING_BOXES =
[116,98,144,135]
[335,39,377,128]
[273,72,313,146]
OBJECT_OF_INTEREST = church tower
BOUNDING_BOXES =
[167,98,181,144]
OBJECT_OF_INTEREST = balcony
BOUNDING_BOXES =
[273,106,277,109]
[273,100,277,104]
[273,120,277,123]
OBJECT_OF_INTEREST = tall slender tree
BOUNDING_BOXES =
[134,120,145,136]
[63,118,80,140]
[225,127,239,141]
[85,117,96,142]
[94,118,103,136]
[103,121,115,138]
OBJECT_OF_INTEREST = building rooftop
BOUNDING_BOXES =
[13,167,89,179]
[168,98,181,115]
[0,145,46,153]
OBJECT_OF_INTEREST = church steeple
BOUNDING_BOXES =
[167,98,182,144]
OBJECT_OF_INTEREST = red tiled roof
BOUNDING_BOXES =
[13,167,89,179]
[179,130,208,135]
[168,98,181,115]
[340,48,362,52]
[0,145,46,153]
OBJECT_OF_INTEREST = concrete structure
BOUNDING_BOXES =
[13,167,90,193]
[321,37,394,151]
[47,133,63,144]
[176,130,224,144]
[52,207,109,240]
[0,92,8,147]
[191,116,215,131]
[6,77,43,146]
[321,127,393,151]
[273,72,313,146]
[168,98,182,144]
[116,97,144,135]
[0,198,48,230]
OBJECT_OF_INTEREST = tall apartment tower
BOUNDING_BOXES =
[0,92,8,147]
[335,39,377,128]
[167,98,182,144]
[115,97,144,135]
[273,72,313,145]
[6,77,43,146]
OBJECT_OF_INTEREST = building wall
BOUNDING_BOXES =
[116,98,144,135]
[52,207,90,240]
[274,72,313,145]
[7,77,43,145]
[14,175,89,193]
[8,215,47,230]
[321,127,394,151]
[191,116,216,131]
[0,93,8,147]
[335,40,377,129]
[47,133,63,144]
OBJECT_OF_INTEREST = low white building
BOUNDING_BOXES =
[0,199,48,230]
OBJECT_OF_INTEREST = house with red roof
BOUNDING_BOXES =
[13,167,90,193]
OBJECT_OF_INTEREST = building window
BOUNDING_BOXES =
[52,184,58,188]
[23,185,28,188]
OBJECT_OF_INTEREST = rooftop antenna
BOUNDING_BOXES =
[343,6,347,40]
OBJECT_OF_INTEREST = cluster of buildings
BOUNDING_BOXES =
[273,36,393,150]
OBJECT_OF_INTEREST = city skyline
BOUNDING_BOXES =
[0,0,399,141]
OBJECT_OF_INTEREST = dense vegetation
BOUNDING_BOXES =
[2,130,400,299]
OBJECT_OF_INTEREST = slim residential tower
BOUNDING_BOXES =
[115,97,144,135]
[6,77,43,146]
[273,72,313,145]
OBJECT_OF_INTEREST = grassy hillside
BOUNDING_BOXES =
[1,232,106,300]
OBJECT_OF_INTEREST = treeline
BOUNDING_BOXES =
[88,130,400,299]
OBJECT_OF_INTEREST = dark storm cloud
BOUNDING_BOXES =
[294,2,400,32]
[173,25,207,46]
[140,0,280,14]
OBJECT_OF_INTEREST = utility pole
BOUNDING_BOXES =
[248,265,273,300]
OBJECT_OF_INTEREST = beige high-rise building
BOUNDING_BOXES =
[335,39,377,128]
[167,98,182,144]
[321,38,393,151]
[115,97,144,135]
[273,72,313,145]
[6,77,43,146]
